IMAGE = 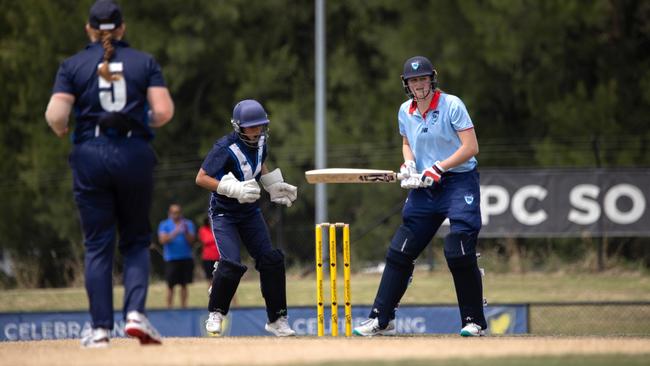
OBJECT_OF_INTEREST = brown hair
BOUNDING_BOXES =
[88,28,122,82]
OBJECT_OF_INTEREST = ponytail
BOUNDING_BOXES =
[93,29,121,82]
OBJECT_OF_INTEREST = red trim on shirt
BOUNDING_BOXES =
[457,126,475,132]
[408,90,441,117]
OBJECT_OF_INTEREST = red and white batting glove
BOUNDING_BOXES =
[420,161,445,187]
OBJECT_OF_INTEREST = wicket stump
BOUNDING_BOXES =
[315,222,351,336]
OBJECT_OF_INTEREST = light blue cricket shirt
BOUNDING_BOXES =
[398,91,477,173]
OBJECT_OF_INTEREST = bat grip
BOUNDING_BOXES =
[397,173,422,180]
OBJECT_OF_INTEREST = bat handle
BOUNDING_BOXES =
[397,173,422,180]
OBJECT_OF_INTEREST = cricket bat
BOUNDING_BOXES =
[305,168,417,184]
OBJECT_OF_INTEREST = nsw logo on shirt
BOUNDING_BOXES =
[421,111,440,133]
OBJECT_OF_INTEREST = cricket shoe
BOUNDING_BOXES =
[265,316,296,337]
[124,311,162,345]
[206,312,225,335]
[80,328,110,348]
[460,322,485,337]
[352,318,396,337]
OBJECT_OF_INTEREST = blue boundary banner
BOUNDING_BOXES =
[0,305,527,341]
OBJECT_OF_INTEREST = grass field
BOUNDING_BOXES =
[335,356,650,366]
[1,270,649,312]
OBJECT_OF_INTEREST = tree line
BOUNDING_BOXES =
[1,0,648,287]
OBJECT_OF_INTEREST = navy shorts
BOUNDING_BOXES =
[165,258,194,287]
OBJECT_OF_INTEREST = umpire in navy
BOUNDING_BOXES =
[45,0,173,348]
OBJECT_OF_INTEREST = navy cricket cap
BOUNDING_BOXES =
[89,0,123,30]
[232,99,270,128]
[402,56,435,80]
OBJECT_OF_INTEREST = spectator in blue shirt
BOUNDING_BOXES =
[158,204,196,308]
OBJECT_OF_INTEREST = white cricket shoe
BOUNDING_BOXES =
[206,312,225,335]
[80,328,110,348]
[352,318,396,337]
[264,316,296,337]
[460,322,485,337]
[124,311,162,345]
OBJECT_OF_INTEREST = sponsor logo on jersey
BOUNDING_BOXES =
[464,194,474,205]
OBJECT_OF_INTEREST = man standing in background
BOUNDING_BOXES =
[158,204,196,308]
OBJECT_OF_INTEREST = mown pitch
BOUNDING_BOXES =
[2,336,649,366]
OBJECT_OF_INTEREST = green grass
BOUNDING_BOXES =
[303,355,650,366]
[1,270,648,312]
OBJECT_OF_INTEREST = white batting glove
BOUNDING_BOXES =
[260,168,298,207]
[216,172,261,203]
[399,160,421,189]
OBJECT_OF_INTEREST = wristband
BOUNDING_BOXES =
[433,161,445,174]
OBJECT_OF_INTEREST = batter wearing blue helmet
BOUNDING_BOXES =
[45,0,173,347]
[196,99,298,336]
[353,56,487,337]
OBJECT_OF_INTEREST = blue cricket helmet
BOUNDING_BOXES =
[231,99,269,130]
[401,56,438,99]
[230,99,270,147]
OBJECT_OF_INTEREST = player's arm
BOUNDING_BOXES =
[438,128,479,171]
[402,136,415,162]
[398,136,420,187]
[196,163,261,203]
[45,93,75,137]
[147,86,174,128]
[195,168,219,191]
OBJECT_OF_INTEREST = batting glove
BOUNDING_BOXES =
[399,160,420,189]
[399,160,417,179]
[420,161,445,187]
[216,172,261,203]
[260,168,298,207]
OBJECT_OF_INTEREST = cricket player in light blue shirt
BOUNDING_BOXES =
[354,56,487,337]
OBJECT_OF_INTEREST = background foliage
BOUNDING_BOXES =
[1,0,649,287]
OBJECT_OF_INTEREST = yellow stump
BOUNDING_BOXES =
[343,224,352,337]
[329,224,338,337]
[315,222,352,337]
[315,224,324,337]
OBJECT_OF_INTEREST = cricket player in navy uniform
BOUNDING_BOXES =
[45,0,173,347]
[195,99,297,336]
[353,56,487,337]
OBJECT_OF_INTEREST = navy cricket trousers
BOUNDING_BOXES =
[210,209,274,263]
[69,136,156,330]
